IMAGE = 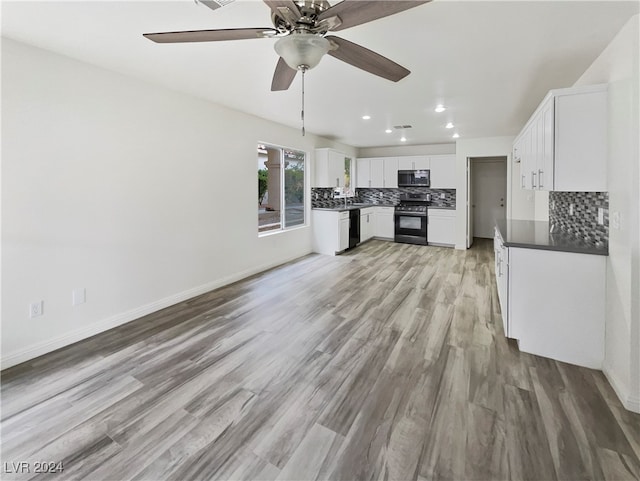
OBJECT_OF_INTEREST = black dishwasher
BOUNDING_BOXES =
[349,209,360,248]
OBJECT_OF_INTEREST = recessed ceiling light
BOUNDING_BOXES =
[385,129,392,133]
[445,122,454,129]
[452,133,460,139]
[362,115,371,120]
[435,104,446,113]
[400,137,407,142]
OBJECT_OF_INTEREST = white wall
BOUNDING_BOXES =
[0,38,354,367]
[573,15,639,412]
[454,137,522,248]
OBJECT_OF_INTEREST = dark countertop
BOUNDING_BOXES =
[312,203,396,212]
[428,206,456,210]
[495,219,608,256]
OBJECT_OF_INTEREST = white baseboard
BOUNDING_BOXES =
[603,364,640,414]
[1,250,311,370]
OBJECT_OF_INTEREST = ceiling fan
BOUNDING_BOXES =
[143,0,431,92]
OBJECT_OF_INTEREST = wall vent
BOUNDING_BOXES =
[393,125,413,129]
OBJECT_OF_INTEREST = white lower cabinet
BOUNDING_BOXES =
[312,210,351,256]
[427,208,455,246]
[375,207,395,239]
[494,228,606,369]
[360,207,375,242]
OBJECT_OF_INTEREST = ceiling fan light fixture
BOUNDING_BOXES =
[275,33,330,70]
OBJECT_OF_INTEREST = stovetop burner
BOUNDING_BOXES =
[395,193,430,214]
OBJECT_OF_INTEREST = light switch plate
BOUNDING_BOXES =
[72,288,86,306]
[612,211,620,229]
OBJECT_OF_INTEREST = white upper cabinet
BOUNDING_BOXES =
[370,158,384,187]
[315,148,347,188]
[513,84,607,192]
[429,154,456,188]
[383,158,398,188]
[356,158,371,188]
[356,157,398,188]
[398,155,429,170]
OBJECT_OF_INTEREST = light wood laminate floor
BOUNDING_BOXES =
[2,239,639,481]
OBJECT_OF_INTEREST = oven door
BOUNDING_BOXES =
[394,212,428,245]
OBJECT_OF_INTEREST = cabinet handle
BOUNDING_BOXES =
[531,171,537,189]
[521,175,525,189]
[336,178,340,187]
[538,169,544,188]
[369,180,371,188]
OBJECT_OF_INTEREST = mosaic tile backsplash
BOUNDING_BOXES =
[549,191,609,247]
[311,187,456,209]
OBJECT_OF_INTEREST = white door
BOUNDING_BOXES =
[472,159,507,239]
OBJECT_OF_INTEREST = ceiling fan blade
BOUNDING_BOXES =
[271,57,298,91]
[143,28,276,43]
[318,0,431,32]
[326,35,410,82]
[197,0,234,12]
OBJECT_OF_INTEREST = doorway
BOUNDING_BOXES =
[467,157,507,245]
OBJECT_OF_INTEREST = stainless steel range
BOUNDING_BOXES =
[394,193,430,245]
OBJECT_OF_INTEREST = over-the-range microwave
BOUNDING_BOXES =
[398,170,430,187]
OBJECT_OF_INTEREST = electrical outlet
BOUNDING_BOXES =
[379,192,383,198]
[597,208,604,225]
[440,193,445,199]
[569,203,574,215]
[29,300,43,318]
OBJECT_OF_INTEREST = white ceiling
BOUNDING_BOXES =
[2,1,638,147]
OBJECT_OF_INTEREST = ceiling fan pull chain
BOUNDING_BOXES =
[301,67,306,136]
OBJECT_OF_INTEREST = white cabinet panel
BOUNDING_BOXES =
[356,158,371,188]
[427,209,455,246]
[383,158,398,188]
[375,207,394,239]
[398,156,429,171]
[370,158,384,188]
[315,148,346,188]
[312,210,350,255]
[339,217,349,251]
[360,207,375,242]
[513,84,607,192]
[429,155,456,188]
[508,247,605,369]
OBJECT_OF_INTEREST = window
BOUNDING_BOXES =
[344,157,353,195]
[258,144,306,234]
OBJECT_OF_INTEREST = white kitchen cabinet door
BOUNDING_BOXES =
[429,155,456,188]
[427,210,455,246]
[339,216,349,251]
[539,96,554,190]
[493,228,510,337]
[360,207,375,241]
[356,158,371,188]
[383,158,398,188]
[554,88,607,191]
[375,207,395,239]
[315,148,345,188]
[512,84,606,192]
[370,158,385,188]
